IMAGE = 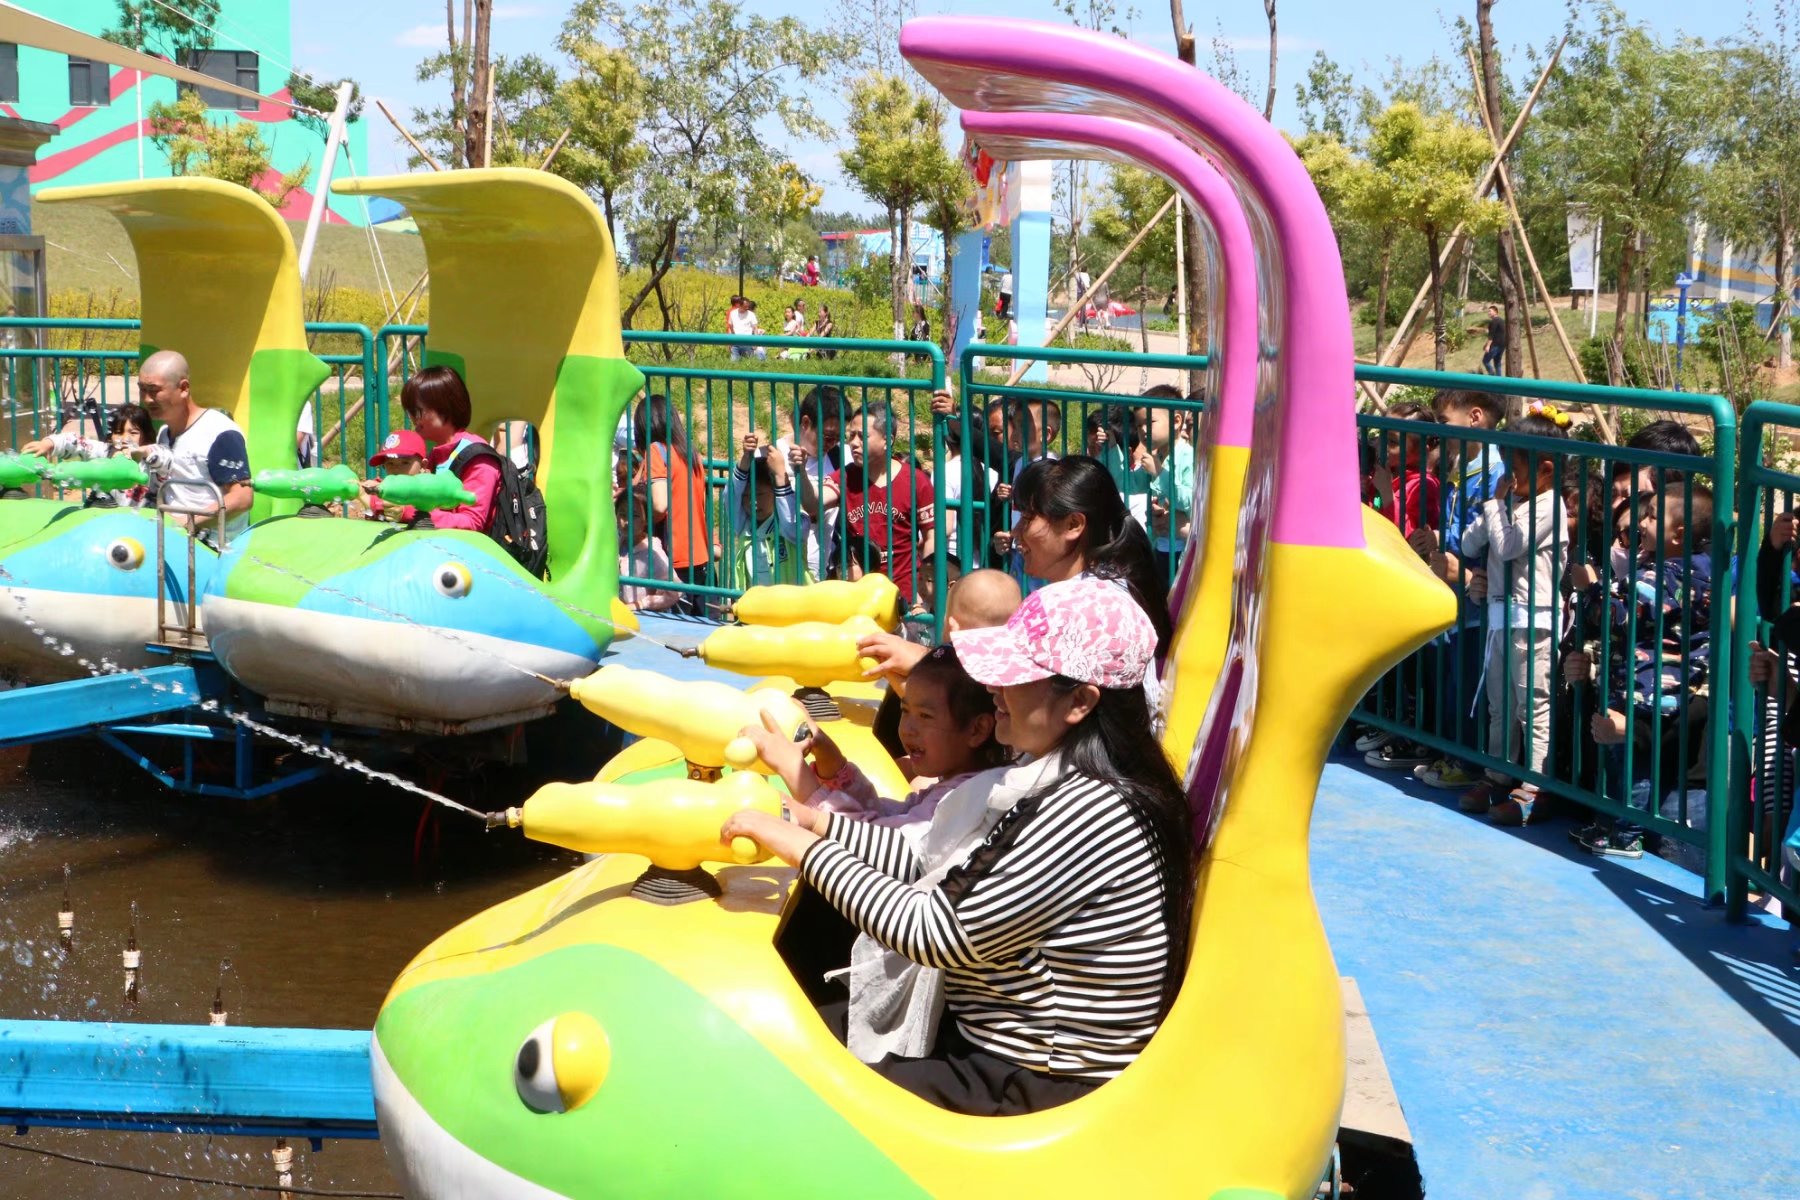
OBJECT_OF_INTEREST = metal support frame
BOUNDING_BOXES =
[0,1019,377,1140]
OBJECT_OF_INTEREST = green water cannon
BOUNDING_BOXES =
[251,464,475,512]
[0,453,50,490]
[378,473,476,512]
[45,458,150,491]
[253,464,361,503]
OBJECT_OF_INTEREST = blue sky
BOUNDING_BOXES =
[287,0,1758,214]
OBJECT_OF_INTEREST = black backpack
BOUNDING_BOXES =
[448,440,550,579]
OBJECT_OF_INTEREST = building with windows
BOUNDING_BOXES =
[7,0,367,225]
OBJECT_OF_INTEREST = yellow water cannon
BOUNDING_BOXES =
[731,574,901,632]
[499,770,783,868]
[694,616,884,689]
[567,664,809,771]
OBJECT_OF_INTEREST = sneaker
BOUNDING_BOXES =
[1419,761,1481,790]
[1570,822,1609,853]
[1572,822,1645,858]
[1364,740,1433,771]
[1458,780,1503,813]
[1353,728,1395,754]
[1600,830,1645,858]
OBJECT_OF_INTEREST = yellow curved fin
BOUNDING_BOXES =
[36,178,328,521]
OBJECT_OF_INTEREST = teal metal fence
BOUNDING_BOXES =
[953,343,1209,588]
[4,317,1796,914]
[375,325,948,627]
[1731,402,1800,919]
[1349,369,1736,903]
[0,318,379,473]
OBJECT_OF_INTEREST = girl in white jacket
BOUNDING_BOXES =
[1458,401,1572,825]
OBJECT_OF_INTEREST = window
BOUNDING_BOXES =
[0,45,17,104]
[181,50,260,112]
[68,57,111,108]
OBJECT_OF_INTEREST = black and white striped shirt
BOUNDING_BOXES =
[800,773,1172,1078]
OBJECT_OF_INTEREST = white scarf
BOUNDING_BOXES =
[835,751,1065,1062]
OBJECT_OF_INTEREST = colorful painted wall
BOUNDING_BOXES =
[8,0,367,226]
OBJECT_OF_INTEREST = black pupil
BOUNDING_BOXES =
[441,571,457,590]
[517,1038,540,1078]
[111,546,128,563]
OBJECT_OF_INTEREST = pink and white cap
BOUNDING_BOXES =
[952,576,1155,690]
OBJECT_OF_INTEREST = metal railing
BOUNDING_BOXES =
[5,317,1797,915]
[954,343,1210,588]
[375,324,948,627]
[0,318,379,473]
[1349,369,1736,904]
[1731,403,1800,919]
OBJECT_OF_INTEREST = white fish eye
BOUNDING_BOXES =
[434,563,472,598]
[514,1017,562,1113]
[106,538,145,571]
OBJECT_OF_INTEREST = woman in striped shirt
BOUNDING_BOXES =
[723,577,1193,1115]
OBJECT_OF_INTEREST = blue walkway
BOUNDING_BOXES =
[1315,760,1800,1200]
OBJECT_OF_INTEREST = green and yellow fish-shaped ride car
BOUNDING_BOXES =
[367,19,1457,1198]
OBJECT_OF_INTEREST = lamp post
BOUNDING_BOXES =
[1674,271,1694,391]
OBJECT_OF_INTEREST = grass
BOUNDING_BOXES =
[37,200,428,298]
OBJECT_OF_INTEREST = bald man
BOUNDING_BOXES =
[131,349,252,544]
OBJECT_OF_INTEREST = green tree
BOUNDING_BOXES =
[1089,165,1174,352]
[1294,50,1358,142]
[103,0,215,62]
[410,51,556,170]
[286,73,364,139]
[147,90,308,207]
[1704,0,1800,368]
[564,0,847,328]
[920,147,974,355]
[839,73,953,338]
[1536,6,1717,342]
[552,39,646,243]
[1365,102,1503,369]
[1299,131,1411,355]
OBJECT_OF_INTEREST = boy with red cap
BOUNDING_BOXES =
[361,429,432,527]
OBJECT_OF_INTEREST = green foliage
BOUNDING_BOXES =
[102,0,214,61]
[147,92,309,208]
[285,74,364,139]
[564,0,849,327]
[1089,166,1176,296]
[1295,51,1358,141]
[1534,6,1716,335]
[839,72,959,334]
[551,38,647,238]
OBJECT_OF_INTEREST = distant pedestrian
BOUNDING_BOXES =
[1481,304,1506,376]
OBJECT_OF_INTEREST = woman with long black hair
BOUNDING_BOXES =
[1009,454,1173,654]
[724,577,1192,1116]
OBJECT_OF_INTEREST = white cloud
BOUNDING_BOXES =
[394,24,444,49]
[492,4,548,18]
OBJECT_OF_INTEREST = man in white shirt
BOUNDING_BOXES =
[998,270,1014,318]
[726,295,767,361]
[131,349,252,544]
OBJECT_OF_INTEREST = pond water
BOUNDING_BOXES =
[0,740,576,1198]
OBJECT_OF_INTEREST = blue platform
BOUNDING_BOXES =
[1314,760,1800,1200]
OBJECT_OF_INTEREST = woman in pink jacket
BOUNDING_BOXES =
[365,366,500,532]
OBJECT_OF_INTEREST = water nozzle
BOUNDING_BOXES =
[484,808,522,832]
